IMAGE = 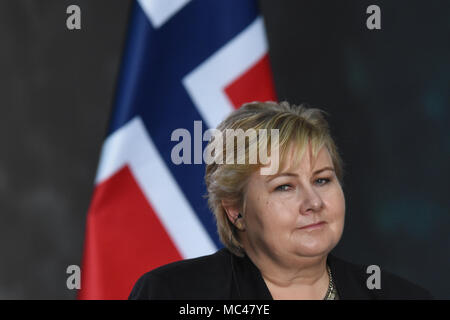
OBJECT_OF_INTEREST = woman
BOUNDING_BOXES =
[129,101,432,300]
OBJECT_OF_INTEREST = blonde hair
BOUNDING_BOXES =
[204,101,344,256]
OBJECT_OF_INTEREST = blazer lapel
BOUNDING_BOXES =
[230,252,273,299]
[327,253,373,299]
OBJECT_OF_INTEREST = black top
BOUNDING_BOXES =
[128,248,432,300]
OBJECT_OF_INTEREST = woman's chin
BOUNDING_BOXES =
[291,240,334,258]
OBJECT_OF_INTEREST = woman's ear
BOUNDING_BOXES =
[221,200,244,230]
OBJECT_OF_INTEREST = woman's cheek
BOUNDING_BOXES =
[329,185,345,210]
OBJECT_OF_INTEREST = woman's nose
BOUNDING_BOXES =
[298,186,324,214]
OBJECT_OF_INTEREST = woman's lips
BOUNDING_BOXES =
[298,221,326,230]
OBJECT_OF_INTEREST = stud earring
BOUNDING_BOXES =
[234,212,245,230]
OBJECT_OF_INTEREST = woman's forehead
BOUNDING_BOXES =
[280,144,331,171]
[256,144,333,179]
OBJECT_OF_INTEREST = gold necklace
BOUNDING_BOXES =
[323,264,338,300]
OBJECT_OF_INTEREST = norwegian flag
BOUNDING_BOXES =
[79,0,276,299]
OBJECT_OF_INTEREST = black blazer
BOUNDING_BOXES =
[129,248,432,300]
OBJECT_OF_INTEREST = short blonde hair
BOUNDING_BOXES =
[204,101,344,256]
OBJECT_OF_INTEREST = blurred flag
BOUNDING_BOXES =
[79,0,276,299]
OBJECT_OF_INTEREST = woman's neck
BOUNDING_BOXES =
[245,248,330,300]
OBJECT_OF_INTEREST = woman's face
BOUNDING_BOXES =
[241,144,345,262]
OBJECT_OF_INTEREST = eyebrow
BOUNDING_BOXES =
[264,166,335,182]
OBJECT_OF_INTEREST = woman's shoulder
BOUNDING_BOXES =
[328,254,433,299]
[128,248,233,300]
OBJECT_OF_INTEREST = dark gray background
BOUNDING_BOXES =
[0,0,448,299]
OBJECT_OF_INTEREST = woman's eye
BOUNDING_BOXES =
[315,178,331,185]
[275,184,292,192]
